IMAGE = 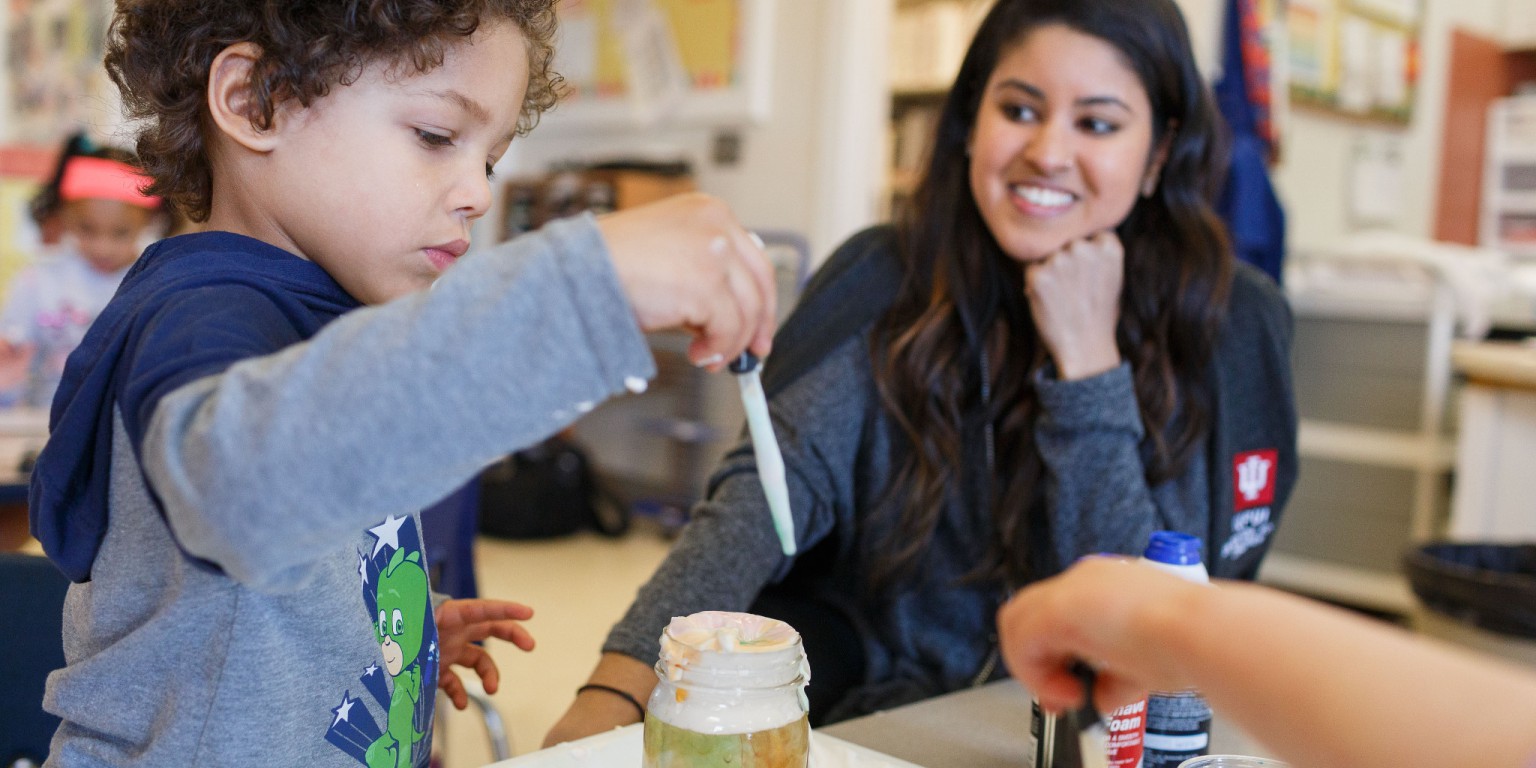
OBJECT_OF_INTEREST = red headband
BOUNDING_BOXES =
[58,156,162,209]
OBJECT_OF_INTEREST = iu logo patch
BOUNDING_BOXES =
[1232,449,1277,510]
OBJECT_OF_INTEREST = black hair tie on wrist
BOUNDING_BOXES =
[577,683,645,720]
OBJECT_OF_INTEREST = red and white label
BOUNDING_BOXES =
[1232,449,1277,510]
[1105,698,1146,768]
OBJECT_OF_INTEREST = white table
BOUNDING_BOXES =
[822,680,1273,768]
[496,680,1274,768]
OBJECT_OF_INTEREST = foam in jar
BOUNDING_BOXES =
[642,611,811,768]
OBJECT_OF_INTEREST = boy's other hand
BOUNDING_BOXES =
[597,193,777,371]
[434,598,535,710]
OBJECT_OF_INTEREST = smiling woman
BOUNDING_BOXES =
[548,0,1299,747]
[966,26,1164,269]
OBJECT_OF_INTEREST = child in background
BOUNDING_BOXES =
[28,1,775,766]
[0,135,165,408]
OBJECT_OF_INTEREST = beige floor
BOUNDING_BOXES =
[437,531,671,768]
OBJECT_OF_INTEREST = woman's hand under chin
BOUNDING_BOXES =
[1023,230,1125,380]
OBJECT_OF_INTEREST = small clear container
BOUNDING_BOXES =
[1178,756,1291,768]
[641,611,811,768]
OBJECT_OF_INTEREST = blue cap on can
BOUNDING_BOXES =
[1143,530,1203,566]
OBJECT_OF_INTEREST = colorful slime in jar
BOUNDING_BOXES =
[642,611,811,768]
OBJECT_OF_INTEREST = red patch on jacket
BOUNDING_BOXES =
[1232,449,1277,510]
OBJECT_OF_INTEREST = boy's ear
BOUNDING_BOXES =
[207,42,279,153]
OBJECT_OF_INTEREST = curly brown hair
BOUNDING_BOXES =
[105,0,562,222]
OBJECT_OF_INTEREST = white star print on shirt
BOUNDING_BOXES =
[368,515,407,559]
[331,694,356,727]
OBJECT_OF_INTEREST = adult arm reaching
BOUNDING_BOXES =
[997,558,1536,768]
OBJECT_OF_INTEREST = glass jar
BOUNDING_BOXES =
[641,611,811,768]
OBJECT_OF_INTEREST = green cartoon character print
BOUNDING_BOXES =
[365,547,431,768]
[325,515,438,766]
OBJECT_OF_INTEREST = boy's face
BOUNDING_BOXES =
[230,21,529,304]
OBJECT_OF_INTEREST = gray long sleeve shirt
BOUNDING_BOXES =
[41,215,654,767]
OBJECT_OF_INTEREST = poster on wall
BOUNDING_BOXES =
[1348,0,1421,26]
[1287,0,1419,125]
[549,0,773,128]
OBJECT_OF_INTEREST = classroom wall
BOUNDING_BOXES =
[1271,0,1507,253]
[10,0,1511,262]
[503,0,1520,262]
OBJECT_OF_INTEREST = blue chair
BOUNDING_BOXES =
[0,553,70,767]
[419,482,511,761]
[420,481,480,601]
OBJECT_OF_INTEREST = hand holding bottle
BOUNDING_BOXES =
[999,557,1200,716]
[999,556,1536,768]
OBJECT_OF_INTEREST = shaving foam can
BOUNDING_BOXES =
[1105,697,1146,768]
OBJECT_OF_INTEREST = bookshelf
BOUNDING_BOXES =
[883,0,989,217]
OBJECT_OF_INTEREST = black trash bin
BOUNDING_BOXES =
[1404,542,1536,665]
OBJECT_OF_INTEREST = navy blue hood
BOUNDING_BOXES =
[29,231,359,582]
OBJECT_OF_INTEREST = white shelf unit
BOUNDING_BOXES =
[1482,96,1536,260]
[1261,256,1461,616]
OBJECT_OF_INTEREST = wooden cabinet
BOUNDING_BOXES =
[1436,29,1536,247]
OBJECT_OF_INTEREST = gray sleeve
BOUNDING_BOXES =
[603,336,873,663]
[1033,362,1168,568]
[142,214,656,591]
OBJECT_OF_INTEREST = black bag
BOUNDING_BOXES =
[477,436,629,539]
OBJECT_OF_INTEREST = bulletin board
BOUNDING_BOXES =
[1287,0,1420,125]
[547,0,774,128]
[3,0,115,144]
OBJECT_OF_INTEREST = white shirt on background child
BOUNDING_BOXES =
[0,248,129,408]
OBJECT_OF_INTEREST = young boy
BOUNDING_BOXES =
[29,1,775,766]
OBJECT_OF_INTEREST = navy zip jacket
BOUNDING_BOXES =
[31,217,657,767]
[31,232,358,583]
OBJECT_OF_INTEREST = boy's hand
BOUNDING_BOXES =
[597,193,777,371]
[434,598,536,710]
[1023,231,1124,381]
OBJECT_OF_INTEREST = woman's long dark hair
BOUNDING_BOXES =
[868,0,1234,592]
